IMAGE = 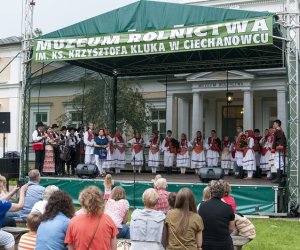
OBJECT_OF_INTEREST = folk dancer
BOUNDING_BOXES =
[242,130,256,180]
[94,128,109,177]
[190,131,206,175]
[230,138,237,173]
[32,121,46,174]
[147,131,161,174]
[75,126,85,164]
[259,129,272,179]
[235,126,246,179]
[103,128,115,173]
[43,127,56,174]
[253,129,262,177]
[221,136,232,175]
[59,126,68,176]
[271,120,287,183]
[83,122,95,164]
[161,130,176,175]
[113,131,126,173]
[268,128,276,175]
[176,133,191,174]
[205,130,221,167]
[51,124,61,174]
[66,127,80,175]
[128,132,144,173]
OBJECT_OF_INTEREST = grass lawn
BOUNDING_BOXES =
[244,219,300,250]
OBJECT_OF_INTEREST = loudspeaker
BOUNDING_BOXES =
[199,167,224,183]
[0,112,10,133]
[76,164,99,178]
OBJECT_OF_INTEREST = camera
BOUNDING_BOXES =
[17,179,25,188]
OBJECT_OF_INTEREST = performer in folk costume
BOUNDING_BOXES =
[205,130,221,167]
[59,126,68,176]
[259,129,272,179]
[242,130,256,180]
[50,124,61,175]
[147,130,161,174]
[230,138,237,173]
[221,136,232,175]
[161,130,176,175]
[128,132,144,173]
[113,131,126,173]
[66,127,80,175]
[103,128,115,173]
[190,131,206,174]
[235,126,246,179]
[83,122,95,164]
[176,133,192,174]
[32,121,46,174]
[94,128,109,177]
[253,129,262,178]
[271,119,287,183]
[43,126,56,174]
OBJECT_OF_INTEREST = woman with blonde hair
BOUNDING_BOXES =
[65,186,118,250]
[165,188,203,250]
[104,186,130,239]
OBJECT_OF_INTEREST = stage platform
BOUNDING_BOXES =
[40,172,277,215]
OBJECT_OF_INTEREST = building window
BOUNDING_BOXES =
[151,110,166,141]
[35,113,48,124]
[69,111,83,128]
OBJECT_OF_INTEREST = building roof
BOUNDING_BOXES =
[0,36,21,46]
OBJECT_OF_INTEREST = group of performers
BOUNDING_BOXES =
[32,119,286,181]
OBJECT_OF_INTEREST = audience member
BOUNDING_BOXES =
[31,185,59,214]
[198,180,235,250]
[104,186,130,239]
[223,182,237,213]
[65,186,118,250]
[152,174,162,189]
[197,186,211,211]
[0,184,28,250]
[35,190,74,250]
[130,188,166,250]
[18,212,42,250]
[154,178,170,213]
[104,174,114,200]
[165,187,203,250]
[168,192,177,210]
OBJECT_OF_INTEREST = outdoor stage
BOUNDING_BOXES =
[40,172,278,215]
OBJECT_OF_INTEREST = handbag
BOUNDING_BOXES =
[32,142,44,151]
[117,239,131,250]
[87,216,101,250]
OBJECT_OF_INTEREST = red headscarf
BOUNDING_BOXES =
[247,130,255,139]
[115,131,123,143]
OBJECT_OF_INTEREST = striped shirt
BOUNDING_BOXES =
[18,232,36,250]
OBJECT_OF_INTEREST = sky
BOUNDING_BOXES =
[0,0,181,38]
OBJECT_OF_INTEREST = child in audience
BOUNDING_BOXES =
[18,212,42,250]
[104,174,114,200]
[151,174,162,189]
[168,192,177,210]
[223,181,237,213]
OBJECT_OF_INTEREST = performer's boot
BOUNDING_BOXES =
[238,167,244,179]
[273,170,282,183]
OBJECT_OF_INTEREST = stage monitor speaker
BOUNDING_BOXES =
[0,112,10,133]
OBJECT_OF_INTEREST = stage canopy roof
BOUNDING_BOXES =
[32,0,283,76]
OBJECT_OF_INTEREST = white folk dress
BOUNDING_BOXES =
[221,144,232,170]
[160,138,175,168]
[147,138,160,168]
[113,137,126,169]
[176,140,191,168]
[190,138,206,169]
[259,136,271,171]
[205,137,220,167]
[242,137,256,171]
[103,135,115,170]
[128,138,144,166]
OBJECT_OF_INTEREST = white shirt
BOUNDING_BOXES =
[31,200,48,214]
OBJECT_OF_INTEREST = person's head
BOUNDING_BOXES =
[36,121,44,131]
[152,130,158,138]
[246,130,255,138]
[68,127,76,135]
[202,186,211,201]
[99,128,105,137]
[152,174,162,189]
[167,130,172,137]
[79,186,104,216]
[88,122,94,131]
[42,190,74,221]
[142,188,159,209]
[224,136,229,141]
[181,133,186,140]
[209,180,225,199]
[135,132,141,139]
[0,176,7,193]
[155,178,167,190]
[211,130,216,137]
[60,126,67,134]
[110,186,126,201]
[104,128,110,135]
[196,131,202,137]
[254,129,260,137]
[168,192,177,209]
[51,124,59,132]
[28,169,40,183]
[224,181,232,197]
[264,129,269,136]
[43,185,59,201]
[104,174,113,187]
[273,119,281,129]
[46,127,52,133]
[26,212,42,232]
[237,125,243,134]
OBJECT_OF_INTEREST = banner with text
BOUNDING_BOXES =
[33,16,273,62]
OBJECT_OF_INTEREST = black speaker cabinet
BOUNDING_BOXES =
[0,112,10,133]
[0,158,20,179]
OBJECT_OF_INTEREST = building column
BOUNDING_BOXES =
[277,89,287,133]
[177,98,189,138]
[209,98,216,132]
[166,93,173,131]
[243,89,253,130]
[192,92,203,134]
[254,97,262,132]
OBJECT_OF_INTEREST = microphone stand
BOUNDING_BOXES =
[133,155,136,209]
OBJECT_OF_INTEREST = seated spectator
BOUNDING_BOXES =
[223,181,237,213]
[31,185,59,214]
[18,212,42,250]
[165,188,203,250]
[35,190,74,250]
[65,186,118,250]
[0,184,28,250]
[168,192,177,210]
[197,186,211,210]
[154,178,170,213]
[104,186,130,239]
[152,174,162,189]
[198,180,235,250]
[130,188,166,250]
